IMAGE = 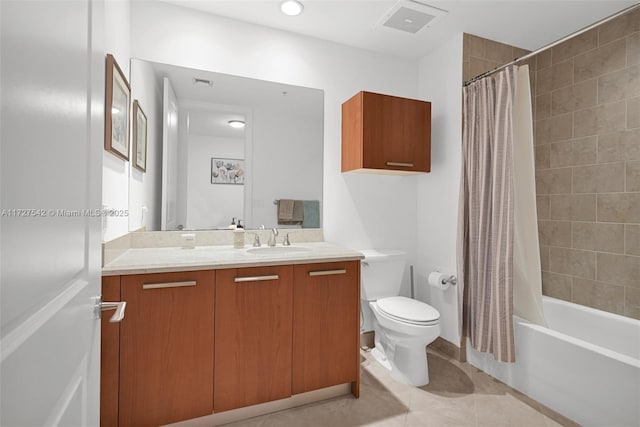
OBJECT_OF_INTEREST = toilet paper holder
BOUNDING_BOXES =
[442,275,457,286]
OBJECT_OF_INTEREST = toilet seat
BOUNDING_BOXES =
[376,296,440,326]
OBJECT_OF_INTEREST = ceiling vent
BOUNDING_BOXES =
[377,1,447,34]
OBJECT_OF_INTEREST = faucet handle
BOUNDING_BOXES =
[283,233,291,246]
[248,232,261,247]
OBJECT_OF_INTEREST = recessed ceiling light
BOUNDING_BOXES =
[228,120,245,129]
[280,0,304,16]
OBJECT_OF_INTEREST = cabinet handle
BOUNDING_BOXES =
[100,301,127,323]
[386,161,414,167]
[142,281,197,290]
[308,269,347,276]
[234,274,279,283]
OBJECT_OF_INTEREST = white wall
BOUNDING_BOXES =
[102,0,130,241]
[186,134,244,229]
[129,59,162,232]
[415,34,464,346]
[130,1,420,266]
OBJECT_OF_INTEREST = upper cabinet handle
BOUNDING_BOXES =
[386,162,414,167]
[309,269,347,276]
[143,281,197,290]
[234,275,279,283]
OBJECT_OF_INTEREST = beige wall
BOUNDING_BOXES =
[464,12,640,321]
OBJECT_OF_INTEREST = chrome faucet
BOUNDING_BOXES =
[268,227,278,247]
[247,232,261,247]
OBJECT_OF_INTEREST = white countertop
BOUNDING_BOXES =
[102,242,364,276]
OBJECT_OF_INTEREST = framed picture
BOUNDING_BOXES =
[211,158,245,185]
[104,53,130,160]
[132,100,147,172]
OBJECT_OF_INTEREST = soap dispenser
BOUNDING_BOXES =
[233,220,245,249]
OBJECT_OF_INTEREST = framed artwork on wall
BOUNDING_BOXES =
[105,53,130,161]
[211,158,245,185]
[132,100,147,172]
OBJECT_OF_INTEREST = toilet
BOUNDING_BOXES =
[360,249,441,386]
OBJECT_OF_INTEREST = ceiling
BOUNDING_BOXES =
[158,0,638,59]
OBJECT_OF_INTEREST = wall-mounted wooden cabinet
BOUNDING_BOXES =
[101,260,360,426]
[342,91,431,174]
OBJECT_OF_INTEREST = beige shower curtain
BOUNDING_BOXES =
[457,66,516,363]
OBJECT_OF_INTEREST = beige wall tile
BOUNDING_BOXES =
[536,61,574,95]
[536,50,551,70]
[551,79,597,115]
[536,93,551,120]
[625,287,640,320]
[625,224,640,256]
[598,193,640,223]
[536,167,572,194]
[598,65,640,104]
[572,222,625,253]
[535,118,550,145]
[627,32,640,67]
[549,113,573,142]
[463,61,470,83]
[574,100,626,138]
[549,194,597,221]
[570,194,597,221]
[628,96,640,129]
[535,144,550,169]
[598,8,640,46]
[549,247,595,279]
[539,221,572,247]
[572,278,625,315]
[549,137,596,168]
[627,160,640,191]
[552,29,598,64]
[574,39,626,83]
[596,252,640,287]
[484,38,516,63]
[540,245,550,271]
[628,129,640,159]
[597,132,626,163]
[572,162,625,193]
[537,195,550,220]
[542,272,572,300]
[469,57,500,80]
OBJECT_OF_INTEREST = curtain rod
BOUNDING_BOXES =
[463,2,640,87]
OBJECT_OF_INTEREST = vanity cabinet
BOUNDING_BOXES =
[117,271,215,427]
[214,266,293,412]
[342,91,431,174]
[101,258,360,426]
[292,261,360,395]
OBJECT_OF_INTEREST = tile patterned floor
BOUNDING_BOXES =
[224,349,579,427]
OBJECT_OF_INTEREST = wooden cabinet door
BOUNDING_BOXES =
[101,276,121,427]
[214,266,293,413]
[292,261,360,395]
[342,91,431,173]
[362,92,431,173]
[119,271,215,427]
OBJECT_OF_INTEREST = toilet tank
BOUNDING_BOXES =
[359,249,407,301]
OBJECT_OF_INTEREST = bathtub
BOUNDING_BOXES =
[467,296,640,427]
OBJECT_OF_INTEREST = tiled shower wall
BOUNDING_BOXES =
[532,10,640,320]
[463,11,640,321]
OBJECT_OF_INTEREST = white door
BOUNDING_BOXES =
[1,0,104,425]
[161,77,180,230]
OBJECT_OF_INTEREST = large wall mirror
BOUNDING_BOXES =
[129,59,324,231]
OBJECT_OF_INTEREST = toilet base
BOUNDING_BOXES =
[371,333,431,387]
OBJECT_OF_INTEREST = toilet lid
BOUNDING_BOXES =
[377,296,440,325]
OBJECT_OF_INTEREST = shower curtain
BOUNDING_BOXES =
[457,65,544,363]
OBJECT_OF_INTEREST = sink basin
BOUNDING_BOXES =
[246,246,311,255]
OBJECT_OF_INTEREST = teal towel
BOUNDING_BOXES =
[302,200,320,228]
